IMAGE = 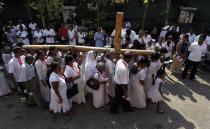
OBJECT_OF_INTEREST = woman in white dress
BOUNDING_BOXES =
[128,60,146,108]
[49,62,70,113]
[148,69,165,114]
[35,50,50,102]
[64,55,86,104]
[92,62,109,108]
[145,53,162,98]
[105,50,116,98]
[2,46,14,90]
[83,51,97,94]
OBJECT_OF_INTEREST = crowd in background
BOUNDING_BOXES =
[0,18,210,116]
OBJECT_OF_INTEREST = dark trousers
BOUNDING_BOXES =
[110,84,132,112]
[182,59,200,80]
[17,82,28,99]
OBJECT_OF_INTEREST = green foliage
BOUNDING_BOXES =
[30,0,63,20]
[30,0,45,18]
[0,1,4,13]
[47,0,63,19]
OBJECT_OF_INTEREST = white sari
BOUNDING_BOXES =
[83,51,96,94]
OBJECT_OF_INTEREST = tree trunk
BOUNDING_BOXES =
[96,0,100,26]
[26,0,32,19]
[41,15,46,28]
[142,4,149,30]
[164,0,171,25]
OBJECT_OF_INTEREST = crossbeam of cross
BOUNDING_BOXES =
[23,12,154,56]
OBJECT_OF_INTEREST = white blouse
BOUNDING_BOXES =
[35,59,47,80]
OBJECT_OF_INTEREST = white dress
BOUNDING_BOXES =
[83,51,96,94]
[92,71,109,108]
[35,59,50,102]
[49,72,70,113]
[2,54,12,72]
[64,63,86,104]
[105,58,115,98]
[128,69,146,108]
[145,60,162,98]
[148,78,164,103]
[0,72,11,96]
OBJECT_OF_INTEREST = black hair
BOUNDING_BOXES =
[12,46,21,54]
[124,51,132,61]
[130,64,139,75]
[48,47,56,56]
[150,52,160,60]
[156,69,165,78]
[199,34,207,41]
[35,50,44,62]
[65,55,74,65]
[47,61,60,79]
[159,48,168,54]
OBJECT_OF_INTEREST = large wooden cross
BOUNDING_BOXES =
[23,12,154,55]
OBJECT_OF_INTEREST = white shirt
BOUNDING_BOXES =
[122,30,136,45]
[188,42,207,62]
[156,42,164,50]
[35,59,47,80]
[188,33,196,44]
[163,41,175,58]
[8,57,23,82]
[44,29,56,43]
[16,24,27,31]
[16,30,30,45]
[144,35,152,44]
[34,30,44,43]
[114,59,129,85]
[29,23,37,31]
[68,29,76,45]
[19,63,35,82]
[77,32,86,44]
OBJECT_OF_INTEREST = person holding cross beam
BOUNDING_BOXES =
[109,51,134,114]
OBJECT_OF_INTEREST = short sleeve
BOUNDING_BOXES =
[93,72,100,80]
[64,67,74,78]
[19,66,27,82]
[8,61,14,74]
[138,70,146,81]
[49,73,59,83]
[47,57,53,65]
[188,44,193,51]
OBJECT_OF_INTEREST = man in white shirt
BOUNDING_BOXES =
[16,25,30,45]
[8,47,26,97]
[188,28,196,44]
[29,18,37,34]
[182,34,207,80]
[20,55,44,106]
[144,30,152,44]
[16,20,27,31]
[110,51,133,114]
[163,35,175,59]
[44,26,56,44]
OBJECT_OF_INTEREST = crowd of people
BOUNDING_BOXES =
[0,18,210,116]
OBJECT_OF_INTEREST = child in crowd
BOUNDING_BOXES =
[147,69,165,114]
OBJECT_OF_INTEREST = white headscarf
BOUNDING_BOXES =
[83,51,97,83]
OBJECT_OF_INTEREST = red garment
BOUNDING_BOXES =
[58,27,68,39]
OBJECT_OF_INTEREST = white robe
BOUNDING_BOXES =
[105,58,115,98]
[145,60,162,98]
[83,51,96,93]
[35,59,50,102]
[92,71,109,108]
[49,72,70,113]
[64,63,86,104]
[128,69,146,108]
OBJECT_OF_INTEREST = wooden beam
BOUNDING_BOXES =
[22,45,155,55]
[114,12,124,52]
